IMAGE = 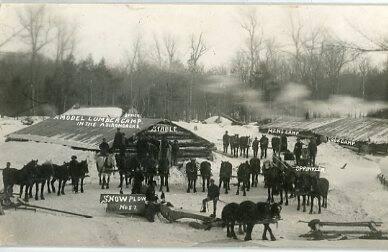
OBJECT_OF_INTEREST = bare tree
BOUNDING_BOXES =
[17,5,54,115]
[357,56,371,99]
[126,34,142,108]
[239,9,263,85]
[163,33,177,68]
[53,17,78,63]
[152,33,163,68]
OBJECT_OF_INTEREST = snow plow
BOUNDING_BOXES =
[299,219,388,240]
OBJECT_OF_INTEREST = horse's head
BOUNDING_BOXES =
[107,153,116,167]
[269,202,282,220]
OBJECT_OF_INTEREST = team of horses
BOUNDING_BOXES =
[2,159,89,202]
[227,135,252,158]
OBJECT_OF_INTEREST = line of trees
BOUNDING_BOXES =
[0,6,387,121]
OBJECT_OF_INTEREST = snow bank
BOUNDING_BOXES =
[203,116,232,126]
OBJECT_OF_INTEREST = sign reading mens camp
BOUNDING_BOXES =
[53,114,142,129]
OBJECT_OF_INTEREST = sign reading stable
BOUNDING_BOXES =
[100,194,146,214]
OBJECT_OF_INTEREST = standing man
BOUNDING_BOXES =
[259,134,269,159]
[99,138,110,156]
[308,137,318,167]
[69,155,79,193]
[223,131,230,153]
[293,138,303,166]
[2,162,13,205]
[280,133,288,152]
[171,140,179,166]
[200,178,220,218]
[252,137,259,158]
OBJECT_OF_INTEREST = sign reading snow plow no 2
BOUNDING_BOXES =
[100,194,146,214]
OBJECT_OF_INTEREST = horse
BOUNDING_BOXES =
[186,160,198,193]
[294,171,312,212]
[279,166,296,206]
[200,161,211,192]
[239,136,251,158]
[219,161,232,194]
[230,134,239,158]
[249,157,261,187]
[158,158,170,192]
[222,201,282,241]
[309,176,329,214]
[116,153,131,190]
[95,153,116,189]
[70,160,89,193]
[2,160,38,202]
[29,161,53,200]
[141,155,158,186]
[50,162,69,196]
[236,161,250,196]
[262,160,282,203]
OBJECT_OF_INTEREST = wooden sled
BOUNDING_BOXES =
[299,219,388,240]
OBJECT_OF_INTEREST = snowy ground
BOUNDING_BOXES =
[1,118,388,248]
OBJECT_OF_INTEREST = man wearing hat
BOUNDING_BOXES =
[99,138,110,156]
[222,131,230,153]
[294,138,303,166]
[200,178,220,218]
[252,137,259,158]
[69,155,79,193]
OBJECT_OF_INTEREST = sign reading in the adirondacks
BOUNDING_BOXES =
[148,123,178,133]
[100,194,146,214]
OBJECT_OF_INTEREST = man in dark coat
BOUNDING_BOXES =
[145,180,158,202]
[252,137,259,158]
[293,138,303,166]
[171,140,179,165]
[259,135,269,159]
[222,131,230,153]
[200,179,220,217]
[132,167,144,194]
[69,155,79,193]
[99,138,110,156]
[112,128,124,151]
[280,133,288,152]
[136,136,149,160]
[308,137,318,167]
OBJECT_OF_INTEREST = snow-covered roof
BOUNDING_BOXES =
[63,106,123,117]
[203,116,232,126]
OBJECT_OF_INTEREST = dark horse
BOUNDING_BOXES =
[116,153,132,191]
[294,171,312,212]
[271,137,280,155]
[222,201,282,241]
[239,136,251,158]
[236,161,250,196]
[219,161,232,194]
[29,161,53,200]
[158,158,170,192]
[200,161,211,192]
[2,160,38,202]
[262,160,282,203]
[141,154,158,186]
[70,160,89,193]
[186,160,198,193]
[249,157,261,187]
[309,176,329,214]
[50,162,69,196]
[230,134,239,158]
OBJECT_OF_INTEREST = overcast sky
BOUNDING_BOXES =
[1,4,388,68]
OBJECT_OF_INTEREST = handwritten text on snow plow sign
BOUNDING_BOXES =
[53,115,142,129]
[100,194,146,214]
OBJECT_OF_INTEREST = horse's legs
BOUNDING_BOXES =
[231,221,237,239]
[57,180,62,196]
[267,187,271,202]
[51,178,56,193]
[262,224,268,240]
[159,175,163,192]
[285,188,289,206]
[28,184,33,198]
[166,176,169,192]
[34,182,39,200]
[107,175,110,189]
[119,173,123,188]
[206,177,210,189]
[202,177,206,192]
[19,184,23,198]
[236,181,240,195]
[279,190,283,205]
[251,174,255,187]
[24,184,29,202]
[187,179,191,193]
[227,178,230,190]
[297,195,300,210]
[40,182,45,200]
[226,223,231,238]
[193,179,197,193]
[102,175,106,189]
[98,172,102,185]
[242,182,246,196]
[302,195,306,212]
[47,179,51,194]
[266,224,276,241]
[244,224,253,241]
[318,196,322,214]
[271,188,274,203]
[61,179,66,195]
[309,196,314,214]
[81,177,84,193]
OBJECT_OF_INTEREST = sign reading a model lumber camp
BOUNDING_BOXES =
[100,194,146,214]
[52,115,142,129]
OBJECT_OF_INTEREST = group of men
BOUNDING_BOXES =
[222,131,319,166]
